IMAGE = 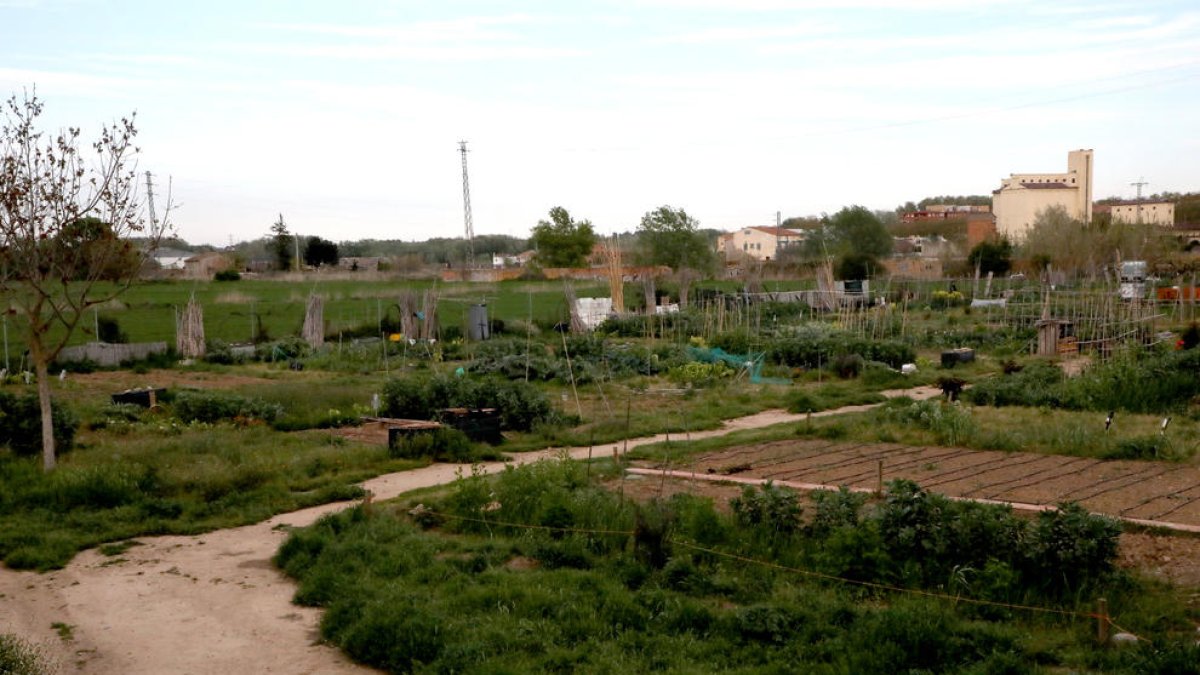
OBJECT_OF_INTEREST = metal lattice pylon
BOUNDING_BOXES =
[459,140,474,269]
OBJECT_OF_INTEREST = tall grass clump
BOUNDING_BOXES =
[0,634,52,675]
[785,384,886,413]
[875,397,976,446]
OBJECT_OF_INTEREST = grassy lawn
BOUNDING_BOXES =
[0,422,425,570]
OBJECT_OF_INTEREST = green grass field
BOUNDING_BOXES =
[0,276,822,361]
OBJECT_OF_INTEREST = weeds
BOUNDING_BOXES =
[276,460,1178,674]
[785,383,886,413]
[0,634,52,675]
[0,425,420,570]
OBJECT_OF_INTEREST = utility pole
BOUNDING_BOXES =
[459,140,475,273]
[775,210,781,261]
[294,230,301,271]
[145,172,158,231]
[1130,177,1149,224]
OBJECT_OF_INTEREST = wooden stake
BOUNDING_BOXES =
[1097,597,1109,645]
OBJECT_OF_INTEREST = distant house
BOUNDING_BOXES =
[183,252,233,279]
[338,256,385,272]
[492,250,536,268]
[152,247,192,270]
[1103,200,1175,227]
[901,205,990,223]
[883,257,943,280]
[716,226,805,261]
[244,258,273,273]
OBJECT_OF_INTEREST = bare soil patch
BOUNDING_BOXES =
[643,439,1200,597]
[662,439,1200,527]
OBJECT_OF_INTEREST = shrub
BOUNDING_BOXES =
[214,269,241,281]
[97,315,127,343]
[255,337,309,361]
[731,604,802,644]
[876,398,975,446]
[848,599,1019,674]
[877,480,953,568]
[1023,502,1120,593]
[380,374,558,432]
[0,392,79,457]
[389,428,475,462]
[172,390,283,424]
[832,353,864,379]
[668,360,732,387]
[930,290,966,309]
[1182,323,1200,350]
[330,596,445,673]
[731,482,803,536]
[768,334,914,370]
[808,487,867,536]
[633,499,674,569]
[0,633,49,675]
[202,340,249,365]
[709,329,754,356]
[966,361,1064,408]
[969,348,1200,415]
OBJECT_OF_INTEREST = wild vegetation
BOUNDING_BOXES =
[276,458,1200,674]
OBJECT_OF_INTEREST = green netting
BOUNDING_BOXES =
[686,346,790,385]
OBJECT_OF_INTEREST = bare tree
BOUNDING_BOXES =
[0,90,169,470]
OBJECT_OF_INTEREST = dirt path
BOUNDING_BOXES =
[0,385,940,674]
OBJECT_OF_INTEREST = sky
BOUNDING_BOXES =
[2,0,1198,246]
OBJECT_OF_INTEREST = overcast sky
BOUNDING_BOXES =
[3,0,1198,246]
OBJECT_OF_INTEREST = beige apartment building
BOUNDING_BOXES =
[716,226,805,261]
[992,149,1093,239]
[1108,201,1175,226]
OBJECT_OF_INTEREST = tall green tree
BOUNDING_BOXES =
[635,205,715,272]
[1021,205,1169,279]
[802,205,893,261]
[0,91,168,470]
[303,236,339,268]
[530,207,596,268]
[967,238,1014,276]
[270,214,293,271]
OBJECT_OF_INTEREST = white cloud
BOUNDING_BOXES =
[623,0,1031,10]
[652,21,839,44]
[234,42,586,62]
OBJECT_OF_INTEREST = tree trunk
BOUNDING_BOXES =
[35,358,56,471]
